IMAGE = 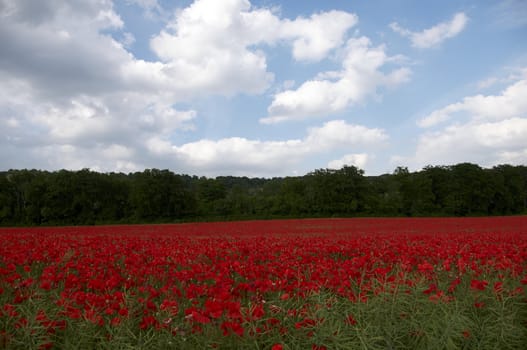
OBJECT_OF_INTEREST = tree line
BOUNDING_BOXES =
[0,163,526,226]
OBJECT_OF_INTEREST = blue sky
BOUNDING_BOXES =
[1,0,526,177]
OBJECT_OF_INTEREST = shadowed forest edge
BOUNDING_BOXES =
[1,163,526,226]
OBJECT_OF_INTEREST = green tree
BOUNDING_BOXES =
[450,163,493,215]
[0,174,17,224]
[130,169,192,221]
[396,167,437,216]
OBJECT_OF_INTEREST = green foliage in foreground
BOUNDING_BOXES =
[1,275,526,349]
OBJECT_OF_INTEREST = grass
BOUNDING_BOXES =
[1,272,526,349]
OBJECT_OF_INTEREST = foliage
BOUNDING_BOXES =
[1,163,526,226]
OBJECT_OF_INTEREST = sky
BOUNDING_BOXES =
[1,0,526,178]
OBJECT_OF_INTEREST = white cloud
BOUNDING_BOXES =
[102,144,135,160]
[148,0,356,97]
[0,0,131,99]
[0,0,363,176]
[412,118,527,168]
[495,149,527,164]
[281,80,295,90]
[148,1,273,96]
[280,10,358,61]
[390,12,468,48]
[304,119,387,150]
[476,77,499,90]
[328,153,368,170]
[475,68,527,90]
[418,79,527,127]
[408,76,527,170]
[126,0,162,18]
[261,36,410,124]
[145,120,387,177]
[36,98,116,142]
[0,0,358,104]
[120,32,136,48]
[0,0,123,28]
[31,143,142,173]
[5,117,19,128]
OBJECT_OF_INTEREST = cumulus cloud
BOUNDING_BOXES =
[148,0,356,96]
[390,12,468,48]
[328,153,368,170]
[0,0,358,103]
[148,0,273,97]
[280,10,358,61]
[417,79,527,127]
[0,0,362,176]
[261,36,410,124]
[145,120,387,177]
[406,76,527,170]
[304,119,387,150]
[411,118,527,167]
[0,0,129,99]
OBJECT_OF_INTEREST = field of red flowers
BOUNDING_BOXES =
[1,217,527,349]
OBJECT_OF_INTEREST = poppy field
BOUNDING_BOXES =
[1,217,527,349]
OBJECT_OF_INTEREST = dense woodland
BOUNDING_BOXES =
[0,163,526,226]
